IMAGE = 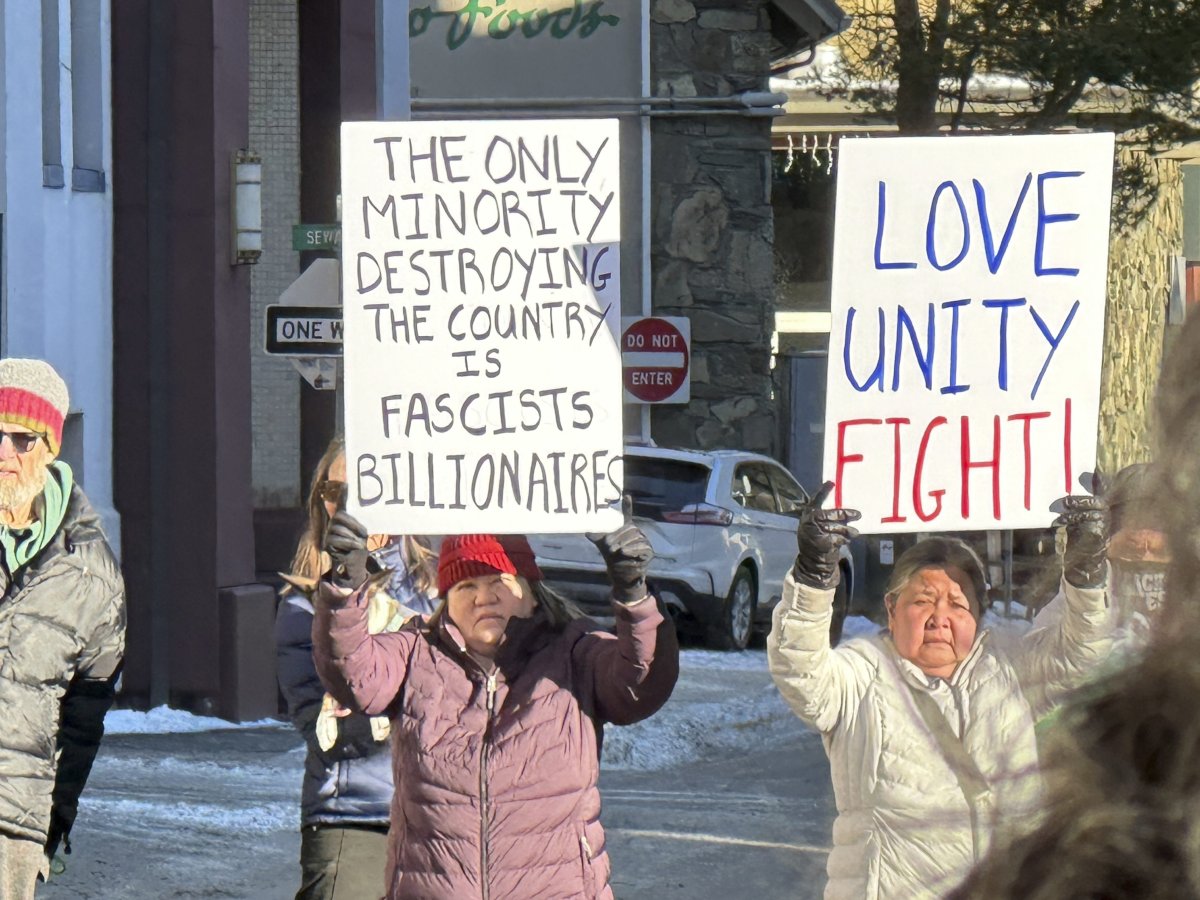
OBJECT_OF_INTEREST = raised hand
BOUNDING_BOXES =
[324,511,372,591]
[588,523,654,605]
[794,481,860,590]
[1052,475,1108,589]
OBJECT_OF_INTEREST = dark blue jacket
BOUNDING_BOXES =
[276,590,397,827]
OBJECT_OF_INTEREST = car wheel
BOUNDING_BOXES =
[708,566,756,651]
[829,567,850,647]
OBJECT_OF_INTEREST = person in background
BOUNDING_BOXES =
[767,482,1112,899]
[0,358,125,900]
[275,436,437,900]
[947,296,1200,899]
[313,516,679,898]
[1102,463,1169,654]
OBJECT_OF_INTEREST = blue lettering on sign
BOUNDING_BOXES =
[840,297,1079,398]
[925,182,970,271]
[869,171,1083,276]
[873,182,918,270]
[893,304,935,390]
[1035,171,1083,277]
[1029,300,1080,400]
[940,299,971,395]
[844,307,886,392]
[974,174,1032,275]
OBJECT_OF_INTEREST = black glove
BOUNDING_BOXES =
[1052,492,1108,589]
[794,481,860,590]
[324,511,372,591]
[44,812,69,860]
[587,523,654,605]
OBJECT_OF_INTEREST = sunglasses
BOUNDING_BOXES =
[315,479,347,505]
[0,430,44,454]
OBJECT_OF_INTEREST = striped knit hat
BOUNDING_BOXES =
[0,359,69,455]
[437,534,543,597]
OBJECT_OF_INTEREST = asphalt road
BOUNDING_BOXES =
[40,650,836,900]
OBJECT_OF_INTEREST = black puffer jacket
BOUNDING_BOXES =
[0,484,125,847]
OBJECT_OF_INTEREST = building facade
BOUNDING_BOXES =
[1,0,116,544]
[110,0,841,717]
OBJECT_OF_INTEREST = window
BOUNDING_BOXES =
[623,456,710,520]
[733,464,778,514]
[42,0,63,187]
[70,0,104,191]
[767,465,808,515]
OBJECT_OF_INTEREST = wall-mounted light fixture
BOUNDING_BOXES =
[232,149,263,265]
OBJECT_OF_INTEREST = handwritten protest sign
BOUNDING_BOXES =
[340,120,625,534]
[822,133,1114,533]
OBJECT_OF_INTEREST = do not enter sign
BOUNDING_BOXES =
[622,317,690,404]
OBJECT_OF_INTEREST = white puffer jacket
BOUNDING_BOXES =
[768,573,1111,900]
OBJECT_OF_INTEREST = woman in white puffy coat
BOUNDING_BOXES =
[768,488,1113,900]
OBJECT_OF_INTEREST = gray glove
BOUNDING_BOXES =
[324,511,372,591]
[1052,492,1108,589]
[794,481,860,590]
[587,523,654,605]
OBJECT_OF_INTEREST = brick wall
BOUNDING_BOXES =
[249,0,302,507]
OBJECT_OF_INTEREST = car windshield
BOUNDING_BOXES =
[624,456,709,520]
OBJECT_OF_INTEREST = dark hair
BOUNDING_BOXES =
[1107,462,1165,535]
[885,537,990,618]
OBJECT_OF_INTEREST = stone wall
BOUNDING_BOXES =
[648,0,778,454]
[1097,151,1183,475]
[249,0,302,507]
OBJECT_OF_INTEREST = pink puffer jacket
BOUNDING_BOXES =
[313,587,678,899]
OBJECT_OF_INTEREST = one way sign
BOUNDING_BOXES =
[264,306,343,356]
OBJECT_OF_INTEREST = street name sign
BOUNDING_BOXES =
[292,224,342,252]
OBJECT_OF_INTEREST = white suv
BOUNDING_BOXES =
[529,446,854,649]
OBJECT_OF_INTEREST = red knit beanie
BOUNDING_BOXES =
[438,534,544,597]
[0,359,69,456]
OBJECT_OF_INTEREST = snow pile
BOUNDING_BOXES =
[601,649,809,772]
[105,705,285,735]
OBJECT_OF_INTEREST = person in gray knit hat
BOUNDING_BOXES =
[0,359,124,900]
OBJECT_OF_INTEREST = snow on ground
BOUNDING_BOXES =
[105,705,285,734]
[601,647,811,772]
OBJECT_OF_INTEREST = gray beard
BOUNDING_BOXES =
[0,466,48,514]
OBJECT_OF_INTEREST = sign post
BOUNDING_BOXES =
[821,133,1115,533]
[622,316,690,404]
[339,119,626,535]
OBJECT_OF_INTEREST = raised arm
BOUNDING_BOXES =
[768,483,872,733]
[576,524,679,724]
[769,573,874,733]
[1011,491,1113,718]
[1012,577,1112,719]
[311,512,417,716]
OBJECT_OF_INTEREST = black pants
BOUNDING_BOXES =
[296,824,389,900]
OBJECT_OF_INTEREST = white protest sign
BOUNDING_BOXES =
[340,119,625,534]
[822,133,1114,533]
